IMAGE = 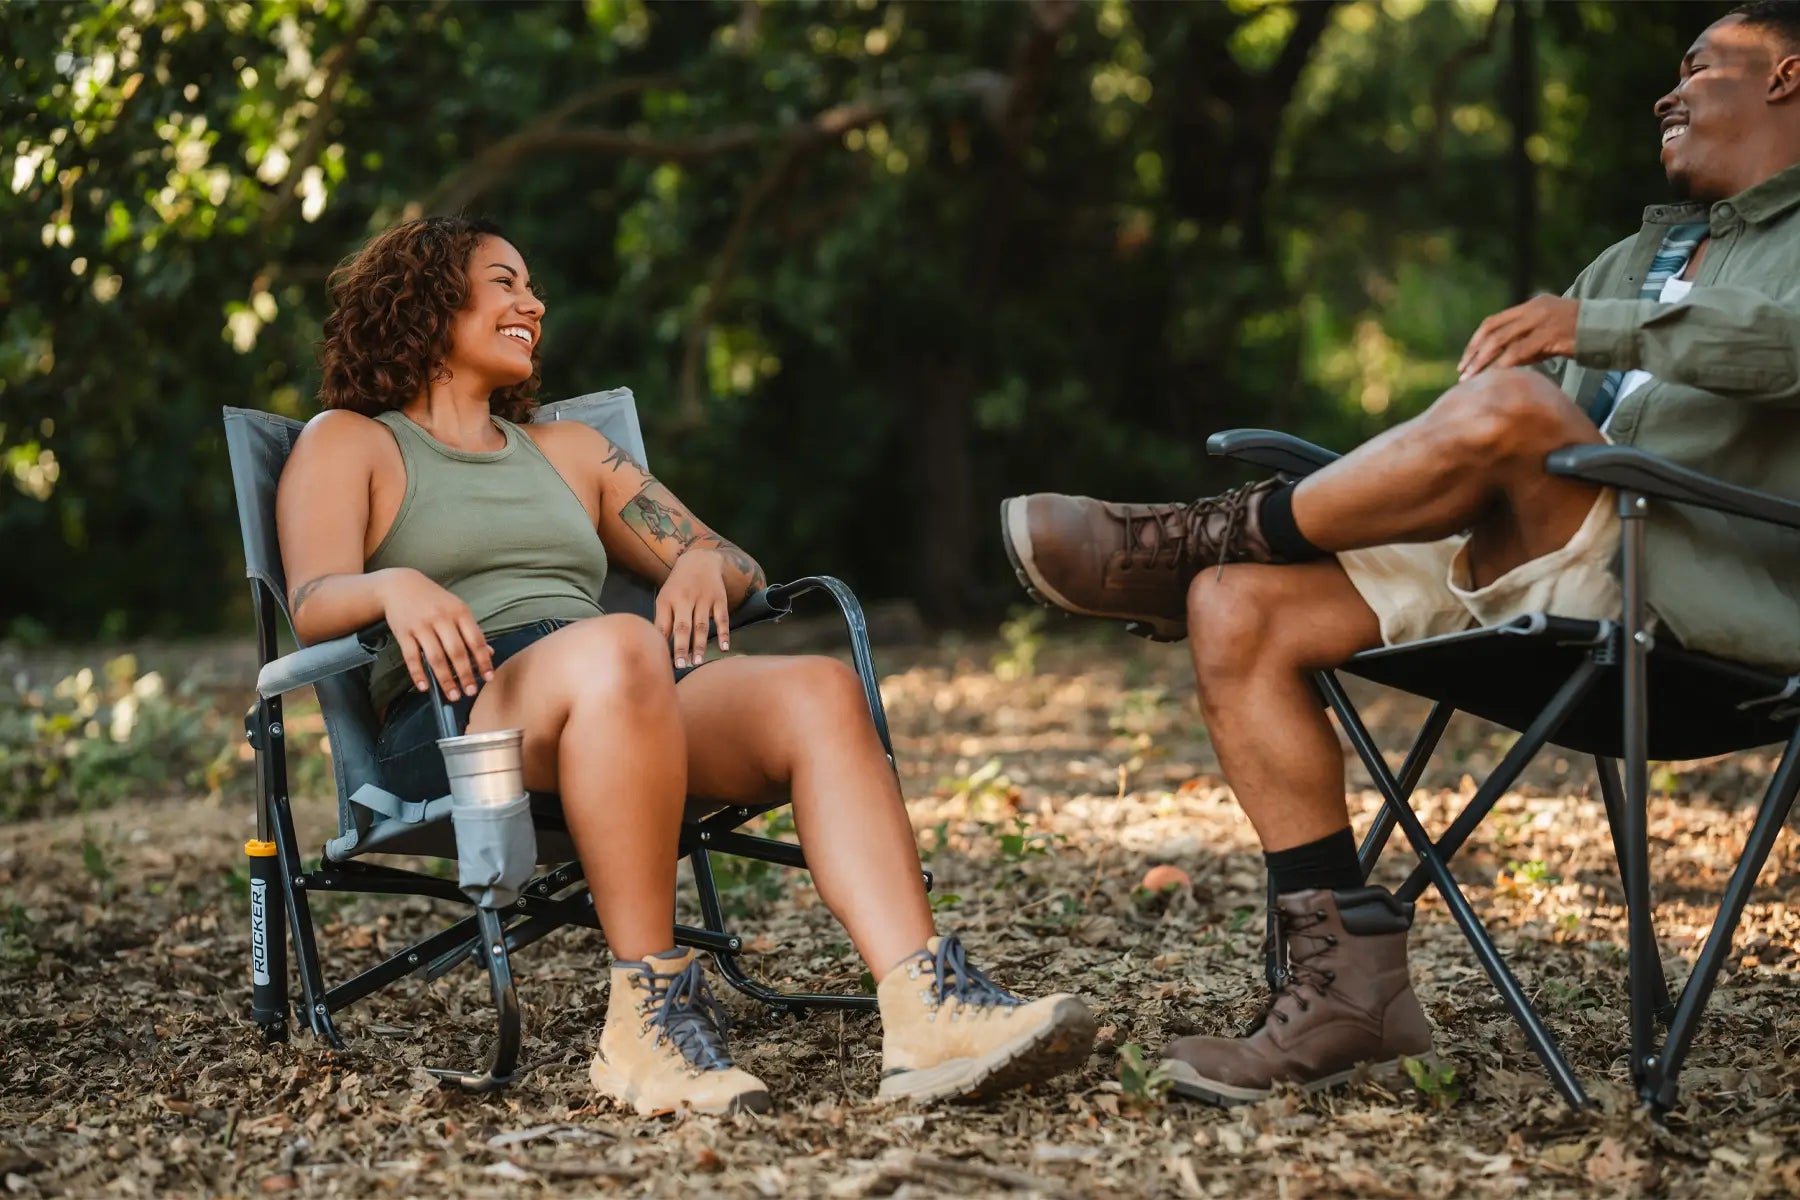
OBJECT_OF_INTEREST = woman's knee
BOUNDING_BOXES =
[1429,369,1591,463]
[781,656,870,721]
[549,614,675,707]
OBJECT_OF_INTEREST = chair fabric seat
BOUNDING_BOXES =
[1344,615,1798,760]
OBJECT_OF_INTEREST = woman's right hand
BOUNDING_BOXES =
[377,568,494,700]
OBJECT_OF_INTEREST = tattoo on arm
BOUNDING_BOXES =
[617,479,767,589]
[290,575,332,614]
[620,480,704,566]
[601,441,645,475]
[717,541,767,591]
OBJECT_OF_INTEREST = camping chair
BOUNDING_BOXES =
[222,389,920,1090]
[1207,428,1800,1114]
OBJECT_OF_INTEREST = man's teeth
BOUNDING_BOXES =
[1662,125,1687,145]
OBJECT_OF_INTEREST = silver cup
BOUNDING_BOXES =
[436,728,527,807]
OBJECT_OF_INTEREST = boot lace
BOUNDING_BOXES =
[1121,483,1261,581]
[925,934,1023,1011]
[1259,908,1340,1027]
[635,959,737,1070]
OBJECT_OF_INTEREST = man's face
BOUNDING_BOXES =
[1656,15,1791,201]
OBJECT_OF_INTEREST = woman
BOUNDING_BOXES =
[276,216,1095,1117]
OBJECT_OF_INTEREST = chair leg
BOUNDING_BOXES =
[688,848,876,1015]
[424,907,522,1092]
[1594,757,1674,1024]
[1320,673,1591,1109]
[1357,700,1456,879]
[1645,725,1800,1112]
[1618,494,1658,1094]
[256,697,344,1050]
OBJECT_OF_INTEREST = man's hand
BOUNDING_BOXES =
[1458,295,1581,381]
[657,547,731,669]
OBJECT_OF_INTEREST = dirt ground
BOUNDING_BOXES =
[3,630,1798,1199]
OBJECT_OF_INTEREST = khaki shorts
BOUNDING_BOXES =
[1336,489,1622,647]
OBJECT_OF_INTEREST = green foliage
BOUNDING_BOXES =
[0,900,37,966]
[995,815,1065,864]
[992,608,1047,681]
[2,0,1720,637]
[1116,1042,1174,1109]
[1403,1055,1463,1108]
[0,656,239,819]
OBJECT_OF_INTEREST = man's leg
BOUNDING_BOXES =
[1002,370,1610,1105]
[999,369,1604,635]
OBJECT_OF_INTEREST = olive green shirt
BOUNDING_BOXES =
[1541,160,1800,671]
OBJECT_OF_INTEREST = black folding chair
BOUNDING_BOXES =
[222,389,921,1090]
[1210,428,1800,1114]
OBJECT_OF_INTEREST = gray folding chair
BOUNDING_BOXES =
[223,390,919,1089]
[1208,427,1800,1114]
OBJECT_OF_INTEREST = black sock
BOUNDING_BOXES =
[1258,483,1326,562]
[1264,827,1361,895]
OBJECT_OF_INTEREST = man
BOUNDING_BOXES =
[1001,3,1800,1106]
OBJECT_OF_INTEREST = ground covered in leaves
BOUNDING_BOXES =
[4,628,1799,1198]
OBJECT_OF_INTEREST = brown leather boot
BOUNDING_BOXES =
[1160,886,1433,1105]
[999,479,1286,641]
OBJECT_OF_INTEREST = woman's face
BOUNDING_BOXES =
[443,235,543,390]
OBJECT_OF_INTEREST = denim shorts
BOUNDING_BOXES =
[373,616,704,801]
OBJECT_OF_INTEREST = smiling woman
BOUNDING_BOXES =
[317,218,543,424]
[266,214,1096,1119]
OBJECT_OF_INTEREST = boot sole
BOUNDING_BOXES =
[1161,1052,1431,1107]
[877,997,1098,1105]
[590,1061,773,1118]
[999,498,1187,643]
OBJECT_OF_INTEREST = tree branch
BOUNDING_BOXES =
[420,71,1010,214]
[262,0,379,230]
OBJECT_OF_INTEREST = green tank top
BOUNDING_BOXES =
[365,410,607,712]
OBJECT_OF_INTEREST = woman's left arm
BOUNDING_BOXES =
[588,434,767,667]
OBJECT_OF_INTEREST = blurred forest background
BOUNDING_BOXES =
[1,0,1721,639]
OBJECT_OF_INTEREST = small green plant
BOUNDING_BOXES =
[80,831,116,901]
[929,892,964,913]
[996,816,1064,863]
[1116,1042,1174,1108]
[1403,1056,1462,1108]
[936,758,1018,813]
[919,818,952,863]
[0,901,37,966]
[1503,859,1560,886]
[992,608,1047,681]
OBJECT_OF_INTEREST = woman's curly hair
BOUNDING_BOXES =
[318,216,540,422]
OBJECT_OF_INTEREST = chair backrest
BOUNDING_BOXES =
[221,389,658,841]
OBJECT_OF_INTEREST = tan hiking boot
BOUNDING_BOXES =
[1161,887,1433,1106]
[877,933,1096,1104]
[589,947,772,1117]
[999,479,1286,642]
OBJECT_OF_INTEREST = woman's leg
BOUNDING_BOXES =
[674,655,933,979]
[463,614,686,960]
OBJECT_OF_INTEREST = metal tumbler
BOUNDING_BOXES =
[436,728,527,806]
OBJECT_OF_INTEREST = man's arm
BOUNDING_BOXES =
[1574,286,1800,403]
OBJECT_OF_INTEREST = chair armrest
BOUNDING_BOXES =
[1205,429,1341,477]
[758,575,895,759]
[256,623,390,698]
[728,587,792,631]
[1545,444,1800,533]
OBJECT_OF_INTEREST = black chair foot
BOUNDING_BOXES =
[425,908,522,1091]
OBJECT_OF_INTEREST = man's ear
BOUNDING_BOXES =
[1769,53,1800,102]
